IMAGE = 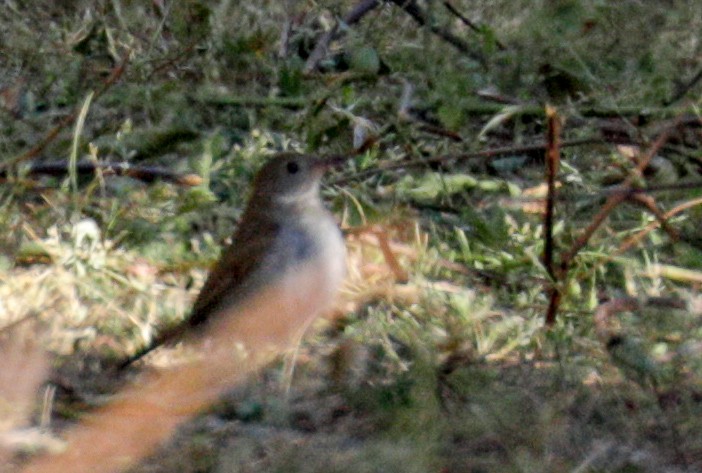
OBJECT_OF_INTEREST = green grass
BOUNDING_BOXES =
[1,0,702,471]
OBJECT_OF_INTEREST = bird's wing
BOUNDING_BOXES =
[117,222,278,369]
[186,219,282,328]
[119,217,312,369]
[139,219,282,351]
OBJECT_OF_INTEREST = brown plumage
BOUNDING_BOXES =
[120,153,346,369]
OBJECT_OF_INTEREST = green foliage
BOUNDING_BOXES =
[394,172,511,204]
[346,46,382,75]
[278,58,305,97]
[2,1,702,471]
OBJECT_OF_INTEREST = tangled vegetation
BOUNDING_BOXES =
[1,1,701,471]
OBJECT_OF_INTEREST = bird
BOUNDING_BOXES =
[119,153,347,369]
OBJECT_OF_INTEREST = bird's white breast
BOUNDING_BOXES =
[276,210,346,328]
[312,211,347,300]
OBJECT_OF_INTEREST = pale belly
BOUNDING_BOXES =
[206,214,346,351]
[279,214,346,327]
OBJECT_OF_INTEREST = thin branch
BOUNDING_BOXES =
[627,193,680,242]
[461,104,700,119]
[557,186,633,270]
[195,92,307,109]
[416,124,464,141]
[333,136,635,184]
[146,43,198,81]
[304,0,383,73]
[543,106,561,326]
[493,180,702,216]
[388,0,485,64]
[0,54,130,172]
[559,123,678,271]
[2,161,203,186]
[664,66,702,106]
[618,196,702,253]
[600,180,702,196]
[441,1,506,50]
[593,297,640,340]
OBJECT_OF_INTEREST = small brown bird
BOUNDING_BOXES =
[120,153,347,368]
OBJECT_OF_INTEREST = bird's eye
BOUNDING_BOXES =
[286,161,299,174]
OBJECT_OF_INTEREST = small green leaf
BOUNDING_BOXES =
[347,46,380,74]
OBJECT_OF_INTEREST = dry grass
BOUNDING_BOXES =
[20,282,309,473]
[0,324,50,470]
[4,223,424,472]
[1,1,702,471]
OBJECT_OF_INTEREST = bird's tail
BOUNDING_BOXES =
[117,341,161,370]
[117,323,189,370]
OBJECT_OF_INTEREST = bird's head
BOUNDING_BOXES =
[250,153,344,208]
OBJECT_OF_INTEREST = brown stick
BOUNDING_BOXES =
[543,106,561,326]
[496,180,702,212]
[388,0,485,64]
[543,122,679,327]
[601,180,702,196]
[334,136,631,184]
[373,228,410,283]
[3,161,203,186]
[618,196,702,253]
[441,1,506,50]
[593,297,640,340]
[627,194,680,242]
[559,125,677,272]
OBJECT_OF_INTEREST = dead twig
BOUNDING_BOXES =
[601,180,702,196]
[664,67,702,106]
[441,1,506,51]
[334,136,635,184]
[344,224,410,282]
[593,297,640,340]
[416,124,464,142]
[559,124,678,272]
[618,196,702,253]
[0,54,130,173]
[543,106,561,326]
[146,43,198,81]
[626,193,680,243]
[2,161,202,186]
[497,181,702,213]
[540,120,679,326]
[304,0,383,73]
[388,0,485,64]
